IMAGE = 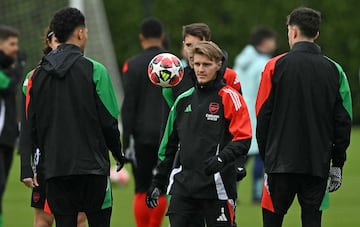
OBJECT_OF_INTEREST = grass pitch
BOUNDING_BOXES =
[3,128,360,226]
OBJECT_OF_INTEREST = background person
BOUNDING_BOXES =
[233,26,277,203]
[0,25,23,227]
[121,17,167,227]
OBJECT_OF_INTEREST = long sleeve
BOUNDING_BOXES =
[121,60,139,150]
[255,54,285,160]
[153,101,179,188]
[330,60,352,167]
[19,91,34,180]
[91,59,123,162]
[218,87,252,163]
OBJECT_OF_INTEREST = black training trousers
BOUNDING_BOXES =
[168,194,237,227]
[262,173,327,227]
[0,145,13,213]
[47,175,112,227]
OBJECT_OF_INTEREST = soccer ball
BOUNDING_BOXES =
[148,53,184,88]
[109,165,130,186]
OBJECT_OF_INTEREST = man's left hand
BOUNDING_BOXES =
[204,156,224,175]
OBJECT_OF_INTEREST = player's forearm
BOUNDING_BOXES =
[219,139,251,164]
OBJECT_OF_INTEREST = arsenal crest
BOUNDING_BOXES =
[209,102,220,114]
[33,192,40,203]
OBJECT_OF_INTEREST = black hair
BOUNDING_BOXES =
[43,28,53,55]
[49,7,85,43]
[0,25,19,41]
[140,17,163,38]
[287,7,321,38]
[182,23,211,41]
[250,27,276,47]
[162,33,170,50]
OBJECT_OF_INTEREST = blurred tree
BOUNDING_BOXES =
[104,0,360,123]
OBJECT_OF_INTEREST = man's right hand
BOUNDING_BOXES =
[116,154,126,172]
[22,174,39,188]
[124,146,137,166]
[236,166,247,181]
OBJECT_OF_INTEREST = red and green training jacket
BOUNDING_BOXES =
[155,77,251,200]
[256,41,352,178]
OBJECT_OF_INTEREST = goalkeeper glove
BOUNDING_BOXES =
[328,166,342,192]
[146,185,161,208]
[236,166,247,181]
[204,156,224,175]
[115,152,126,172]
[235,155,247,181]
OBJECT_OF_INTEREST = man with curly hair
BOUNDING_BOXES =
[26,7,125,227]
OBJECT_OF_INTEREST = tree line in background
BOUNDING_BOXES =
[104,0,360,124]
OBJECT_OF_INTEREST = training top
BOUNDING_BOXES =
[19,69,36,180]
[26,44,122,180]
[256,41,352,178]
[121,46,165,149]
[161,53,241,138]
[155,73,252,200]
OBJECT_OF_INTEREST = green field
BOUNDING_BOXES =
[3,128,360,226]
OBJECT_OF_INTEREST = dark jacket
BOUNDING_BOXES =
[0,51,22,148]
[155,71,252,200]
[256,41,352,178]
[121,46,165,149]
[19,69,43,180]
[161,55,241,137]
[27,44,122,180]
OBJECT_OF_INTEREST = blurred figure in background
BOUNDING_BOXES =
[121,17,167,227]
[233,26,277,203]
[0,25,23,227]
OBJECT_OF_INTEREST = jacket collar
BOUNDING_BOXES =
[291,41,321,54]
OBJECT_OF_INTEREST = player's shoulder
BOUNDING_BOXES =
[219,85,243,109]
[263,53,288,72]
[85,57,105,69]
[128,48,163,63]
[220,85,241,95]
[122,51,153,73]
[270,53,288,63]
[172,87,195,111]
[323,56,345,72]
[224,67,237,78]
[85,57,108,74]
[219,85,242,101]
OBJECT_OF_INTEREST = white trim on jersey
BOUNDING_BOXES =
[223,88,241,111]
[214,144,229,200]
[0,99,5,136]
[167,165,182,194]
[214,172,229,200]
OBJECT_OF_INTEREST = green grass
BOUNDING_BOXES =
[3,128,360,226]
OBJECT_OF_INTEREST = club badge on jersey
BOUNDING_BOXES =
[206,102,220,121]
